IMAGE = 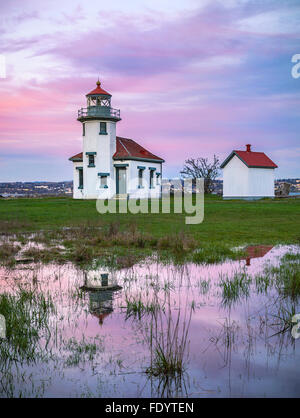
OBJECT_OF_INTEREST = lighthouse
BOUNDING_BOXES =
[69,80,164,199]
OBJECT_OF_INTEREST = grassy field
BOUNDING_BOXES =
[0,195,299,266]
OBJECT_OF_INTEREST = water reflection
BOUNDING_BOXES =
[243,245,274,266]
[80,270,122,325]
[0,245,299,397]
[82,269,122,291]
[89,291,114,325]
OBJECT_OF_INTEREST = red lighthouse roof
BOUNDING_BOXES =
[221,145,278,169]
[113,137,164,162]
[86,80,111,97]
[69,137,164,163]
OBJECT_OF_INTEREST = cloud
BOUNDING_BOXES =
[0,0,299,180]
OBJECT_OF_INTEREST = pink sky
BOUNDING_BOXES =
[0,0,299,180]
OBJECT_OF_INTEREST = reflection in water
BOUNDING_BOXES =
[243,245,274,266]
[80,270,122,325]
[89,290,114,325]
[0,245,299,397]
[82,269,122,291]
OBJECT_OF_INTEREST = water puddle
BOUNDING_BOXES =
[0,245,299,397]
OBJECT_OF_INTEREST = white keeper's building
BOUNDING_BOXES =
[69,80,164,199]
[221,144,278,200]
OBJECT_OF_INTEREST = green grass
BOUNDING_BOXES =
[0,195,299,265]
[0,195,299,243]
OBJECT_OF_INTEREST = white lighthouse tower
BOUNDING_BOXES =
[69,80,164,199]
[73,80,121,199]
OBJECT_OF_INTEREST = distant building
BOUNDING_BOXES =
[220,144,278,200]
[69,80,164,199]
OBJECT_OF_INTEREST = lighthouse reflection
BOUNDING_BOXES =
[89,290,114,325]
[81,270,122,325]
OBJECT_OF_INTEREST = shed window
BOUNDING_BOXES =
[100,122,107,134]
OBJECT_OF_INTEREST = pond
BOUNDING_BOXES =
[0,245,299,398]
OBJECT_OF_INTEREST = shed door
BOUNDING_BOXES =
[116,168,127,194]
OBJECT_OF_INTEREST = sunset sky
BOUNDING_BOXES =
[0,0,299,181]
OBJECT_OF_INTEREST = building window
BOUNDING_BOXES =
[86,152,96,167]
[100,122,107,135]
[100,176,107,188]
[149,167,156,189]
[156,173,161,185]
[150,170,154,188]
[137,167,145,188]
[88,154,95,167]
[77,168,83,189]
[101,273,108,287]
[138,169,143,187]
[82,123,85,136]
[98,172,109,188]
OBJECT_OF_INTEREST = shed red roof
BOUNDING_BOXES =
[69,137,164,162]
[243,245,273,260]
[86,80,111,97]
[221,146,277,169]
[234,150,277,168]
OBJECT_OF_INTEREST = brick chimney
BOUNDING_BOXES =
[246,144,251,152]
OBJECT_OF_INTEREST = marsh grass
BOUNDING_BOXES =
[22,247,67,263]
[265,253,300,298]
[0,214,251,267]
[0,242,20,263]
[192,244,245,265]
[269,303,297,338]
[255,274,273,294]
[196,279,210,294]
[125,296,162,320]
[64,336,104,367]
[145,295,193,377]
[281,252,300,263]
[0,287,55,365]
[220,271,252,305]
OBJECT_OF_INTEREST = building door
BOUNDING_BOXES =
[116,167,127,194]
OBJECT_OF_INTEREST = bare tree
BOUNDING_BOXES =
[180,155,220,194]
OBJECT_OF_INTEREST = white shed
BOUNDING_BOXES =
[221,144,278,200]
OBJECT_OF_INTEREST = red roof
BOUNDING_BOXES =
[69,137,164,162]
[221,147,277,169]
[86,80,111,97]
[69,152,83,161]
[113,136,164,162]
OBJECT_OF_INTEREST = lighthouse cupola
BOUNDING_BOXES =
[77,79,121,122]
